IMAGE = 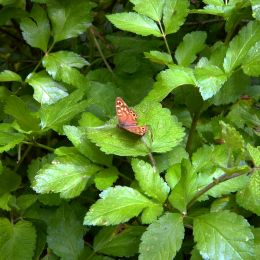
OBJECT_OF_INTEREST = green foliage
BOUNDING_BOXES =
[0,0,259,259]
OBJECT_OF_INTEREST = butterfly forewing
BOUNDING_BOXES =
[115,97,147,136]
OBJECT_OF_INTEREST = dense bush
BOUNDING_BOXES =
[0,0,259,259]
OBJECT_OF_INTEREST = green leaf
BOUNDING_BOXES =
[224,21,260,73]
[47,204,84,260]
[20,4,50,51]
[144,50,173,65]
[84,186,159,226]
[0,170,21,195]
[165,163,181,189]
[33,154,101,199]
[247,144,260,166]
[169,160,197,213]
[42,51,89,88]
[141,203,163,224]
[63,125,112,166]
[16,194,37,211]
[0,70,22,82]
[212,70,250,105]
[0,218,36,260]
[40,90,90,130]
[107,12,162,37]
[195,63,227,100]
[242,41,260,76]
[94,225,145,257]
[139,213,184,260]
[47,0,92,42]
[251,0,260,20]
[236,169,260,216]
[132,159,170,203]
[4,95,40,131]
[163,0,189,35]
[0,193,13,211]
[145,65,196,102]
[0,124,25,152]
[193,211,254,259]
[175,31,207,67]
[87,101,184,156]
[130,0,165,21]
[26,71,68,105]
[94,167,119,191]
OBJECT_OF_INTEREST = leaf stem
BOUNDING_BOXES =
[15,144,32,172]
[186,111,200,157]
[187,169,253,209]
[158,21,171,57]
[22,141,55,152]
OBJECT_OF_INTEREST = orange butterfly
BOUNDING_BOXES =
[115,97,148,136]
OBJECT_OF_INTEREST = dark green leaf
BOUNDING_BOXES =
[0,170,21,195]
[0,218,36,260]
[47,204,84,260]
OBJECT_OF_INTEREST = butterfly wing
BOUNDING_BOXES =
[123,125,148,136]
[116,97,137,126]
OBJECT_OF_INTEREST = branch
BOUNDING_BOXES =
[187,169,254,209]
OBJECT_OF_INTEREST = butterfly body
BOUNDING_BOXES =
[115,97,147,136]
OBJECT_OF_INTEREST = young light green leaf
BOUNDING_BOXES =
[144,50,173,65]
[224,21,260,73]
[236,169,260,216]
[26,71,68,105]
[251,0,260,20]
[130,0,165,21]
[40,90,90,130]
[242,41,260,76]
[139,213,184,260]
[145,65,196,102]
[4,95,40,131]
[0,124,25,152]
[175,31,207,67]
[94,167,119,191]
[47,204,84,259]
[253,227,260,258]
[84,186,158,226]
[63,125,112,166]
[33,154,101,199]
[132,159,170,203]
[87,100,185,156]
[47,0,92,42]
[195,64,227,100]
[193,211,254,260]
[20,4,50,51]
[0,70,22,82]
[94,225,145,257]
[42,51,89,88]
[0,218,36,260]
[107,12,162,37]
[163,0,189,35]
[247,144,260,166]
[169,160,197,213]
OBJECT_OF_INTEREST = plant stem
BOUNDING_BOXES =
[187,170,252,209]
[186,111,200,157]
[22,141,55,152]
[15,145,32,172]
[158,21,171,57]
[148,152,157,172]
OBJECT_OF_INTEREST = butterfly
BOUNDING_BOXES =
[115,97,148,136]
